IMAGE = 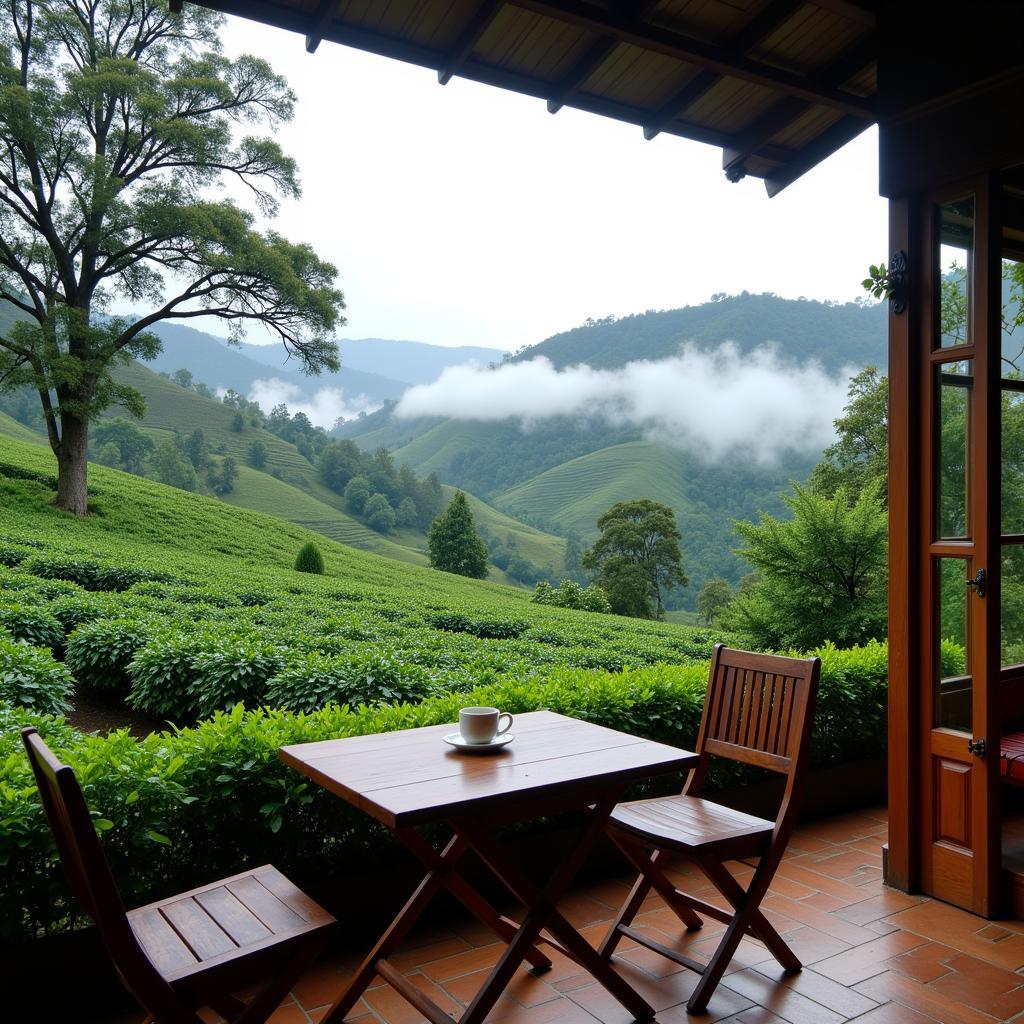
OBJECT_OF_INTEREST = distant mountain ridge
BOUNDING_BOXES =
[518,293,886,373]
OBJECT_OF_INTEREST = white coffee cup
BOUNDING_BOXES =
[459,706,513,745]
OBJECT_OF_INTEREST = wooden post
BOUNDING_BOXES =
[886,194,921,892]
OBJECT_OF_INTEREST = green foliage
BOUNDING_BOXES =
[428,491,489,579]
[294,542,324,575]
[344,475,371,514]
[726,484,888,650]
[809,367,888,502]
[66,619,153,695]
[90,419,155,475]
[0,639,73,715]
[0,602,63,651]
[189,639,287,719]
[0,636,888,940]
[365,493,396,533]
[583,499,687,619]
[696,577,733,625]
[266,652,432,713]
[149,440,200,492]
[532,579,611,613]
[247,440,268,469]
[208,455,239,495]
[127,633,201,719]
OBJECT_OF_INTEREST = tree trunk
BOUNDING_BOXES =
[55,412,90,515]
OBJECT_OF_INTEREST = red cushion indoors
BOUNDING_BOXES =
[1001,732,1024,783]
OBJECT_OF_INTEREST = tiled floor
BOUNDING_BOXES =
[99,807,1024,1023]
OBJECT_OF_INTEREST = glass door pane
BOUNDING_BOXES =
[938,198,974,348]
[936,556,971,731]
[938,360,972,539]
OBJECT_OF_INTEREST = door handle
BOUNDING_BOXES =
[966,568,986,598]
[967,738,987,758]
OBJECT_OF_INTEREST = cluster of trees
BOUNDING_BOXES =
[319,441,444,535]
[90,419,238,496]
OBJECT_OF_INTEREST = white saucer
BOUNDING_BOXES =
[443,732,515,753]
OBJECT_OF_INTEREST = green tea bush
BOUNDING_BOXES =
[48,593,108,634]
[0,638,889,941]
[532,579,611,613]
[0,639,74,714]
[266,651,433,713]
[0,544,28,568]
[127,632,201,718]
[24,555,176,592]
[294,542,324,574]
[427,612,530,639]
[66,619,154,695]
[0,602,63,652]
[188,639,287,718]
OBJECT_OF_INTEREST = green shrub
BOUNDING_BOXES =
[266,651,432,713]
[0,602,63,651]
[127,632,200,718]
[49,594,108,634]
[294,542,324,575]
[66,619,153,695]
[532,579,611,613]
[24,555,175,592]
[0,639,74,714]
[189,639,287,718]
[427,612,529,639]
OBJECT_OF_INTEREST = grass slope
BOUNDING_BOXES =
[0,410,43,444]
[391,419,503,477]
[110,362,565,577]
[497,442,690,537]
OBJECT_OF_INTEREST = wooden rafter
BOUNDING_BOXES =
[507,0,877,118]
[437,0,504,85]
[305,0,340,54]
[722,37,876,180]
[642,0,805,142]
[763,114,870,195]
[546,0,658,114]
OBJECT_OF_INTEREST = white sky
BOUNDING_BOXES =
[180,15,887,351]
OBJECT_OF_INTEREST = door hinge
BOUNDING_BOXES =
[966,568,986,598]
[968,738,987,758]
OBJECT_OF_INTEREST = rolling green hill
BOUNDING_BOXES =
[521,293,886,374]
[0,409,43,444]
[496,441,811,601]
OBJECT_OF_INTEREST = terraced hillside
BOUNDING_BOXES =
[496,441,808,594]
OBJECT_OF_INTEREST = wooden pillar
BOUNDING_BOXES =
[886,194,922,892]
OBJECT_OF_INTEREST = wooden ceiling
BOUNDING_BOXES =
[173,0,878,195]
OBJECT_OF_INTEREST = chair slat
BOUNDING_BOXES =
[132,907,202,975]
[226,875,306,934]
[194,887,274,947]
[161,898,238,961]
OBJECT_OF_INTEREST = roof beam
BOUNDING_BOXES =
[546,0,658,114]
[763,114,871,195]
[643,0,805,141]
[722,37,875,179]
[305,0,340,54]
[508,0,876,118]
[437,0,504,85]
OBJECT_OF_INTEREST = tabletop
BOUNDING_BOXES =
[279,710,697,829]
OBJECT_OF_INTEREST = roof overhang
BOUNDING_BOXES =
[171,0,879,196]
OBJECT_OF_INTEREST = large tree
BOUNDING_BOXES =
[427,490,488,579]
[583,499,687,619]
[0,1,345,513]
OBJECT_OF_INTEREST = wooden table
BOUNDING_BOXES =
[279,710,697,1024]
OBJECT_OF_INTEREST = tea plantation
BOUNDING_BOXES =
[0,435,890,940]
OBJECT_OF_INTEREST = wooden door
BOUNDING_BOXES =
[918,176,1002,916]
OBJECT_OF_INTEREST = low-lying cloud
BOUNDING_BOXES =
[246,378,381,429]
[394,343,852,463]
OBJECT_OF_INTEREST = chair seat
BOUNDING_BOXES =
[128,864,335,994]
[608,794,774,857]
[1001,731,1024,785]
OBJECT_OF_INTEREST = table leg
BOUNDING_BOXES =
[451,794,655,1024]
[319,834,469,1024]
[396,827,552,972]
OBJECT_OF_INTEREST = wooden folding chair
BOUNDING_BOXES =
[22,727,337,1024]
[598,644,821,1014]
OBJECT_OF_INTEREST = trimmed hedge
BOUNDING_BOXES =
[0,640,74,715]
[0,639,888,941]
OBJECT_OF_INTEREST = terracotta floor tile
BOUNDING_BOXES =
[881,903,1024,972]
[928,952,1024,1019]
[772,861,875,905]
[812,931,929,986]
[854,971,1000,1024]
[843,1003,939,1024]
[759,893,880,947]
[799,892,848,913]
[768,925,852,967]
[266,1004,310,1024]
[362,971,463,1024]
[721,968,848,1024]
[389,935,472,972]
[418,941,504,982]
[884,941,958,984]
[488,995,599,1023]
[290,961,351,1012]
[750,964,879,1019]
[833,891,926,927]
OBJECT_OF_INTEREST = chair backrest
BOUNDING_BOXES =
[684,645,821,830]
[21,728,154,988]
